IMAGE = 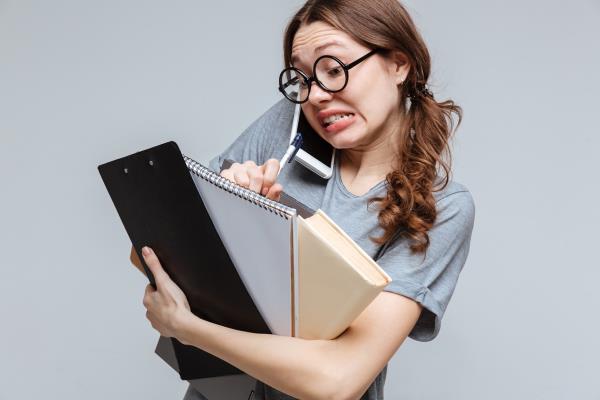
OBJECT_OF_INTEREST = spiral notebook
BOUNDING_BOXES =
[98,141,391,381]
[185,156,299,337]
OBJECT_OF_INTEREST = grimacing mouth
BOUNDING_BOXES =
[321,113,355,127]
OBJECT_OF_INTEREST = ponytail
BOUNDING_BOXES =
[370,84,462,254]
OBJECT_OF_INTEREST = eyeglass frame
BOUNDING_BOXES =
[278,48,381,104]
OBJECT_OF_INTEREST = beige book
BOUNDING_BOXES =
[297,210,392,339]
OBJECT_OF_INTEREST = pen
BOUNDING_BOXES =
[278,132,303,175]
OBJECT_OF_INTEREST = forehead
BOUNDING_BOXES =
[291,21,361,66]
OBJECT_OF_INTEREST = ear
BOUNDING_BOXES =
[387,50,410,86]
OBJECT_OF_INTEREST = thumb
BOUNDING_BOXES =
[142,246,170,288]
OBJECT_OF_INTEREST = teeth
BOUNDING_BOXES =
[324,113,353,126]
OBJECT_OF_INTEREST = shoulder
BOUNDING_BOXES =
[209,99,296,171]
[433,178,472,202]
[432,178,475,227]
[256,98,296,129]
[243,98,296,151]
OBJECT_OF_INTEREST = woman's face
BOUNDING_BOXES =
[292,21,409,151]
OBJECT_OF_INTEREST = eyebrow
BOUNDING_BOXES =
[291,40,347,66]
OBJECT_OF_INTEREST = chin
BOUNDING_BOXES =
[320,127,367,150]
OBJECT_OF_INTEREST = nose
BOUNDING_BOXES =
[307,81,333,105]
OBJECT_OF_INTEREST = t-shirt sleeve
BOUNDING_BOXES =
[208,99,295,173]
[378,188,476,342]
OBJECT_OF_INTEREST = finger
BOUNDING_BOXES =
[221,162,244,180]
[143,284,155,308]
[233,168,250,188]
[141,247,170,289]
[146,312,169,336]
[146,310,159,328]
[265,183,283,202]
[220,167,235,181]
[247,165,264,193]
[261,159,280,195]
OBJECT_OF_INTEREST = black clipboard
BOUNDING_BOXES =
[98,141,271,380]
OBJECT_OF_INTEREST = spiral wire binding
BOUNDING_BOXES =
[183,155,296,220]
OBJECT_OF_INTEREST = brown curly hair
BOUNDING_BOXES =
[283,0,462,254]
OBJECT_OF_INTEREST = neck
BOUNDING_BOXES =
[340,120,402,183]
[340,145,395,181]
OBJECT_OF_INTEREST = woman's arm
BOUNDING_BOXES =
[141,247,422,400]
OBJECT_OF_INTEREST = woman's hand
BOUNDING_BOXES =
[220,159,283,201]
[141,246,193,344]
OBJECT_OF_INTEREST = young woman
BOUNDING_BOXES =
[135,1,475,398]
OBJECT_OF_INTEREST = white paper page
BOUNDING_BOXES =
[191,173,294,336]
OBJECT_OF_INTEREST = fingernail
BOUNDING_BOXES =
[142,247,151,256]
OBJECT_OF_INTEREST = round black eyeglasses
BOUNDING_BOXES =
[278,49,380,104]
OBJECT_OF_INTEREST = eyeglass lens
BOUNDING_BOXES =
[281,56,347,103]
[280,69,304,102]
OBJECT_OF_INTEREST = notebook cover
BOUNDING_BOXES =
[297,211,392,339]
[98,141,271,380]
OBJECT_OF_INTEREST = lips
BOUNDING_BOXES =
[322,113,354,127]
[317,109,356,128]
[323,113,356,134]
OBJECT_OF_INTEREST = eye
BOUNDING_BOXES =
[327,66,343,77]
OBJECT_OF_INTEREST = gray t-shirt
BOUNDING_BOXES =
[186,99,475,400]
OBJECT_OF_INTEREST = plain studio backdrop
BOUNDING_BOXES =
[1,0,598,399]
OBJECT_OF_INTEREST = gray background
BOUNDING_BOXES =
[1,0,598,399]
